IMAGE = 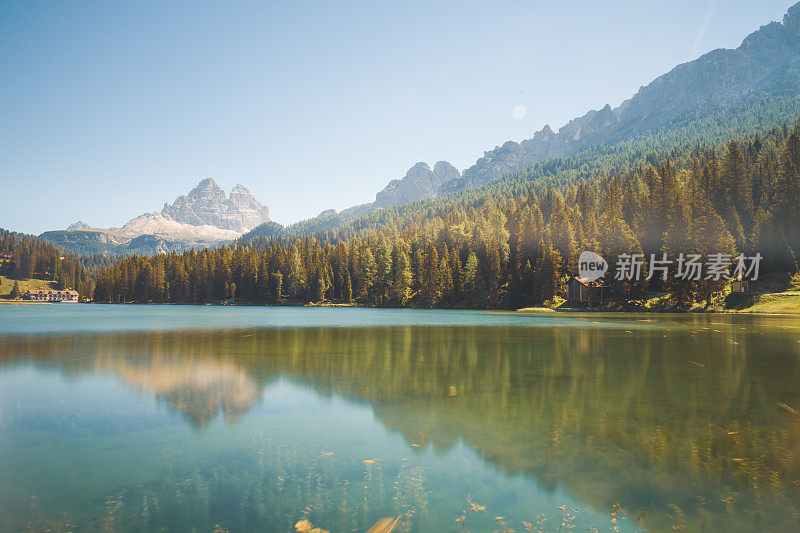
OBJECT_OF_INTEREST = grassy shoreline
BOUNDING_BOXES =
[517,291,800,315]
[3,293,798,315]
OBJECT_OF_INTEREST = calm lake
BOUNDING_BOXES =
[1,306,799,532]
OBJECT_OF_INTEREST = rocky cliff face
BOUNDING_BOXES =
[67,221,90,230]
[374,161,461,208]
[458,1,800,189]
[270,3,800,240]
[43,178,270,255]
[161,178,269,233]
[258,160,461,240]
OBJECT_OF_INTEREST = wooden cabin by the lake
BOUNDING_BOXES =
[567,276,609,304]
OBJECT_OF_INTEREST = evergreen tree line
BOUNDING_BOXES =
[0,229,95,299]
[92,120,800,308]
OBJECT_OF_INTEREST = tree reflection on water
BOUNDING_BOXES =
[1,318,799,531]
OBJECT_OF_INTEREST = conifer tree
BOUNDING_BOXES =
[10,280,22,299]
[463,252,478,302]
[438,252,454,304]
[343,271,353,303]
[420,244,440,306]
[533,234,563,303]
[268,271,283,303]
[391,250,412,304]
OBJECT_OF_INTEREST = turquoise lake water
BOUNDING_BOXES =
[1,305,799,532]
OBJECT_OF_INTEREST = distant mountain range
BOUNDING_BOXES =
[41,1,800,254]
[452,1,800,190]
[41,179,269,255]
[242,1,800,240]
[318,160,460,219]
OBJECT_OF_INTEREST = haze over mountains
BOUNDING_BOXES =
[451,1,800,189]
[330,161,462,218]
[240,1,800,241]
[41,179,270,255]
[39,1,800,255]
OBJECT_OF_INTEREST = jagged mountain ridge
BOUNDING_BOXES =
[240,161,463,240]
[456,2,800,188]
[66,221,90,230]
[161,178,269,233]
[374,161,460,208]
[41,178,269,255]
[256,1,800,238]
[44,2,800,253]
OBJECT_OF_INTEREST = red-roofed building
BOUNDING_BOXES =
[25,289,79,302]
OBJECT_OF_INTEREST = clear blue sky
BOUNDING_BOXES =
[0,0,796,234]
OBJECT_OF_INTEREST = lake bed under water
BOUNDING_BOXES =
[1,305,799,532]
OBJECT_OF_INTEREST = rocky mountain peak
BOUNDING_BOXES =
[187,178,226,202]
[433,161,460,183]
[785,1,800,40]
[374,161,461,208]
[67,221,90,230]
[161,179,270,233]
[229,183,257,203]
[456,1,800,190]
[195,177,220,189]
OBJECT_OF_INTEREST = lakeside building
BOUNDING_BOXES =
[730,279,750,293]
[567,277,609,304]
[25,289,79,302]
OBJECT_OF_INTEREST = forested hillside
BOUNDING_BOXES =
[93,111,800,309]
[241,95,800,241]
[240,0,800,240]
[0,229,95,300]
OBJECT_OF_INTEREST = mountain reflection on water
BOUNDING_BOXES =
[1,318,800,531]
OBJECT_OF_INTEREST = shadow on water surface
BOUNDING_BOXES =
[1,317,800,531]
